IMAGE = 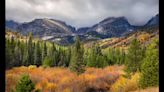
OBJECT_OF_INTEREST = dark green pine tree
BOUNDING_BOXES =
[14,40,21,66]
[42,42,47,62]
[34,41,42,66]
[69,36,85,74]
[45,43,58,67]
[58,49,67,66]
[52,43,59,66]
[84,50,89,66]
[114,48,126,65]
[125,39,145,73]
[115,48,121,64]
[23,40,29,66]
[87,43,107,68]
[10,36,16,67]
[95,43,108,68]
[19,41,25,66]
[86,45,96,67]
[120,49,126,65]
[49,43,56,66]
[16,74,35,92]
[27,32,34,65]
[65,47,72,67]
[139,38,159,88]
[54,47,60,66]
[106,48,115,65]
[6,38,12,69]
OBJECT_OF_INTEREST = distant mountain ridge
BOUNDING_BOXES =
[6,20,20,31]
[16,18,75,36]
[6,14,159,45]
[82,16,134,38]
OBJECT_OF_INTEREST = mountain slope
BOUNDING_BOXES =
[6,20,20,31]
[84,27,159,50]
[5,14,159,45]
[77,17,135,39]
[16,18,75,36]
[145,14,159,27]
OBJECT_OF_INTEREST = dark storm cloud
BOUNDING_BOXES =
[6,0,159,28]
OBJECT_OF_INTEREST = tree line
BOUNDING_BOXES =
[6,33,126,70]
[6,33,71,69]
[6,33,158,88]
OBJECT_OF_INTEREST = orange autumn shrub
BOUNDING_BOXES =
[6,65,123,92]
[35,79,48,91]
[56,66,120,92]
[6,74,20,92]
[45,82,57,92]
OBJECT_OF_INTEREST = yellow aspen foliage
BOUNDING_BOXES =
[45,82,57,92]
[124,73,140,92]
[110,73,140,92]
[63,88,72,92]
[110,76,128,92]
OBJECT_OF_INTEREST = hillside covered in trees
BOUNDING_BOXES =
[5,27,159,92]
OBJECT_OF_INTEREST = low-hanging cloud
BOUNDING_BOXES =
[6,0,159,28]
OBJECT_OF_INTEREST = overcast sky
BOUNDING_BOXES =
[6,0,159,28]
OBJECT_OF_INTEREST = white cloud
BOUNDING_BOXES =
[6,0,159,28]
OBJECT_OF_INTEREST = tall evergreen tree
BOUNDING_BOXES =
[87,43,107,68]
[19,41,25,65]
[69,36,85,74]
[87,45,97,67]
[115,48,121,64]
[14,40,21,66]
[48,43,56,66]
[106,48,115,65]
[6,38,12,69]
[23,40,29,66]
[65,47,72,67]
[125,39,145,73]
[84,49,89,66]
[42,42,47,62]
[27,32,34,65]
[58,49,67,66]
[34,41,42,66]
[120,49,126,65]
[139,39,159,88]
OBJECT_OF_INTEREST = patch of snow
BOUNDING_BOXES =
[96,26,104,33]
[42,36,54,40]
[129,29,133,31]
[54,38,61,41]
[44,19,70,33]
